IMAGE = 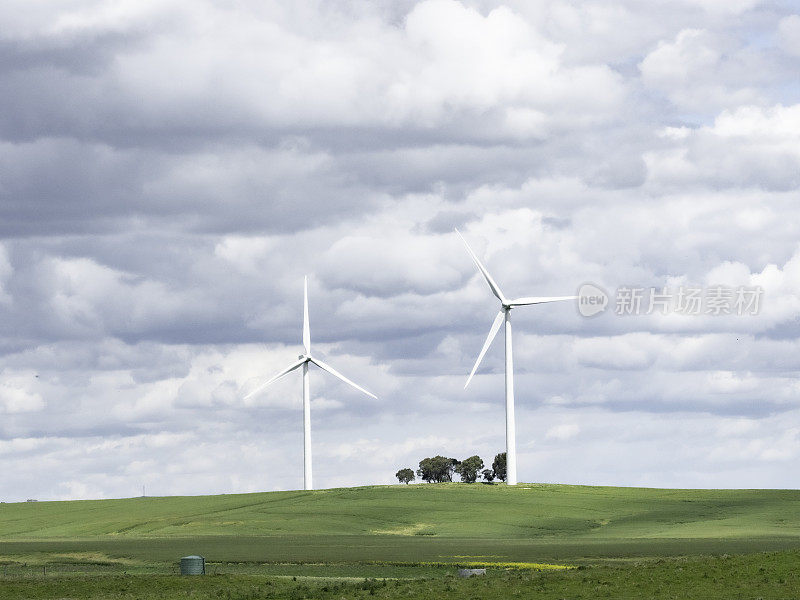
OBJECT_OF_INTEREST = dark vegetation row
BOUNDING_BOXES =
[395,453,506,484]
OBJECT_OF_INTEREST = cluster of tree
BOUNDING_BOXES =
[395,452,506,485]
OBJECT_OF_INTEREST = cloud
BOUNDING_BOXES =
[686,0,761,16]
[646,104,800,190]
[778,15,800,57]
[639,28,767,112]
[0,382,44,414]
[320,232,467,296]
[1,0,799,500]
[0,0,628,149]
[545,423,580,440]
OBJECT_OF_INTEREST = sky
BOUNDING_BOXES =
[1,0,799,501]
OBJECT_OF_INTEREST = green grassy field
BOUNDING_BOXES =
[1,483,799,598]
[0,552,798,600]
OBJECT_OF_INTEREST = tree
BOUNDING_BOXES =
[482,468,495,483]
[492,452,507,482]
[395,468,415,485]
[417,456,459,483]
[417,457,435,483]
[455,455,484,483]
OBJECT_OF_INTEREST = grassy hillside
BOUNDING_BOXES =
[1,483,799,563]
[2,483,799,540]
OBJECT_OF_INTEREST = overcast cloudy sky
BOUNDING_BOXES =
[1,0,799,501]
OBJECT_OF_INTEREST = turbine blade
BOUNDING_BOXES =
[243,357,306,399]
[303,276,310,354]
[465,310,505,389]
[455,229,506,302]
[507,295,577,306]
[308,356,377,399]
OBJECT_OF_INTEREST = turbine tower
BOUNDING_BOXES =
[456,229,575,486]
[245,276,376,490]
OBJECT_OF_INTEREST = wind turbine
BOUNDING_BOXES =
[456,229,575,486]
[244,276,377,491]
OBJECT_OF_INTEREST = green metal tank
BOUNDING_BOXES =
[179,555,205,575]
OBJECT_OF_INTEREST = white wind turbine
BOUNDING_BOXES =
[244,276,377,491]
[456,229,575,486]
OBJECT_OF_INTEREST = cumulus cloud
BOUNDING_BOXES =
[639,28,769,112]
[645,104,800,190]
[320,233,467,296]
[0,0,626,146]
[0,381,44,414]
